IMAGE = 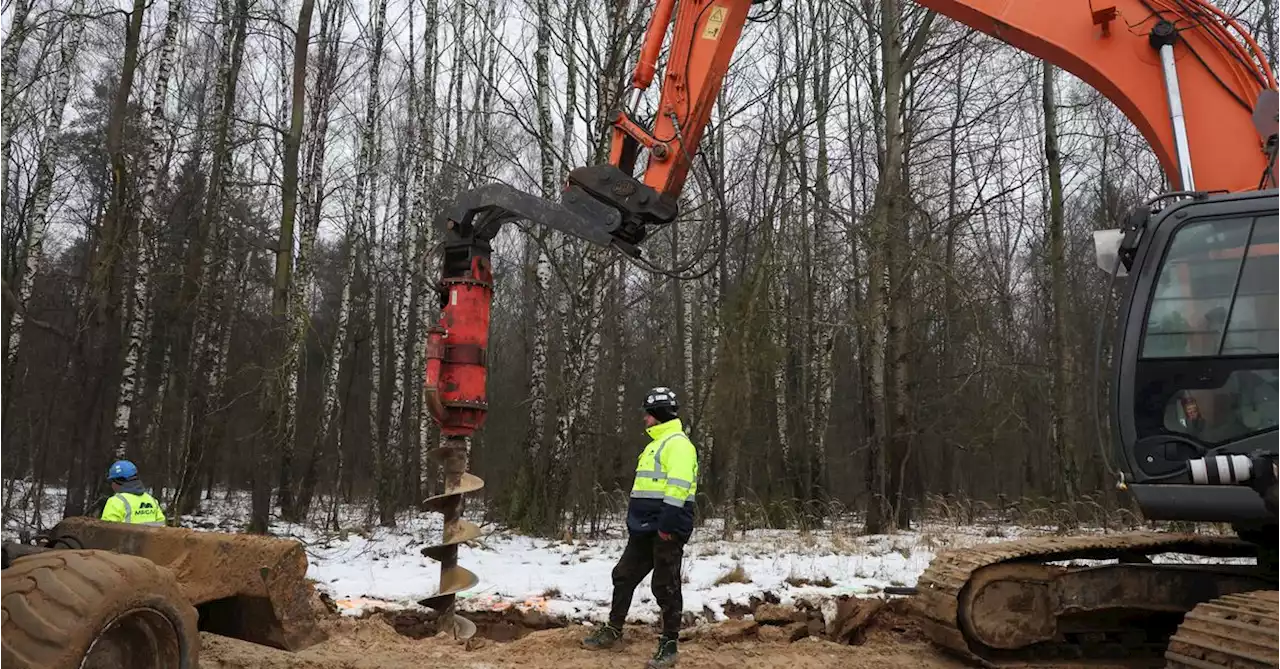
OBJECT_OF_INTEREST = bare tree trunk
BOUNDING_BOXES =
[174,0,249,517]
[394,0,423,507]
[67,0,149,516]
[473,0,499,176]
[701,95,728,496]
[863,0,932,533]
[0,0,32,224]
[549,244,605,528]
[558,0,579,184]
[356,0,391,526]
[771,100,792,486]
[116,0,184,460]
[809,0,834,504]
[864,0,899,535]
[291,0,344,519]
[387,125,417,520]
[253,0,315,534]
[315,231,356,518]
[0,11,81,486]
[6,8,84,397]
[614,258,628,441]
[1043,62,1079,507]
[514,0,557,527]
[414,0,441,503]
[0,0,34,381]
[1262,0,1278,69]
[790,11,818,511]
[940,37,967,497]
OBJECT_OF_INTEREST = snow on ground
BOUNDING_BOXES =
[300,525,941,623]
[169,492,958,624]
[0,480,1247,625]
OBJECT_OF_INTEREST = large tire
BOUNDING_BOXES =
[2,549,199,669]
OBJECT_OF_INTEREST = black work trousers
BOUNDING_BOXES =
[608,531,685,637]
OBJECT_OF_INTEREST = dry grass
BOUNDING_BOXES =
[784,573,835,588]
[714,563,752,585]
[520,485,1227,545]
[696,543,721,558]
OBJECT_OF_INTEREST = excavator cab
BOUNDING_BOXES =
[1107,188,1278,525]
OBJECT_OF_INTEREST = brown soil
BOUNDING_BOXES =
[199,616,963,669]
[197,598,1142,669]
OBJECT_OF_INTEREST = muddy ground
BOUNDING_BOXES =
[197,599,1138,669]
[200,625,953,669]
[199,604,955,669]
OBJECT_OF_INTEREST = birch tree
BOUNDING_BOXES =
[413,0,441,504]
[0,0,33,221]
[512,0,559,529]
[6,4,85,397]
[116,0,185,459]
[348,0,391,525]
[253,0,316,534]
[173,0,249,516]
[291,0,345,521]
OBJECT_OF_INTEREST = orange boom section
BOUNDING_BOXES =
[916,0,1274,193]
[610,0,1276,202]
[608,0,755,198]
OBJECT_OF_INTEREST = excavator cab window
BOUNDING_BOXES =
[1127,206,1278,475]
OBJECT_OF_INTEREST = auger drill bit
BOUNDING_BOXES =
[416,187,622,639]
[419,224,494,641]
[419,437,484,639]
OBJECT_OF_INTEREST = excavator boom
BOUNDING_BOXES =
[607,0,1277,213]
[874,0,1275,192]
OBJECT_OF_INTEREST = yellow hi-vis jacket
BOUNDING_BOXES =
[101,491,167,526]
[627,418,699,537]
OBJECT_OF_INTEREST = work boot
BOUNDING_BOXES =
[581,623,623,650]
[645,635,678,668]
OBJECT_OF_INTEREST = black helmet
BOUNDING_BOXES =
[643,387,679,420]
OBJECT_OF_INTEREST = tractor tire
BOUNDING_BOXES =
[2,548,199,669]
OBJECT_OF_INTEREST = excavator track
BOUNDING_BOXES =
[1165,590,1279,669]
[913,532,1270,667]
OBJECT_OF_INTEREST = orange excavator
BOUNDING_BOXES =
[418,0,1279,665]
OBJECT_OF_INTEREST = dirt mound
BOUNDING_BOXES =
[200,601,1152,669]
[856,597,927,646]
[202,591,1167,669]
[199,617,967,669]
[382,607,569,642]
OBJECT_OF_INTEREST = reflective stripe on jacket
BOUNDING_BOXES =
[101,492,166,526]
[627,418,699,537]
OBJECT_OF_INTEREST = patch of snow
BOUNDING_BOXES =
[2,481,1253,623]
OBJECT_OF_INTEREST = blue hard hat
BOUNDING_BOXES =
[107,460,138,481]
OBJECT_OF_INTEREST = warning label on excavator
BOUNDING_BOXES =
[702,6,726,39]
